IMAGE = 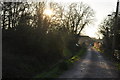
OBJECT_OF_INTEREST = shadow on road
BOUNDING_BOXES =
[59,47,118,78]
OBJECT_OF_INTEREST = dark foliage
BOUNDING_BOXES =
[2,2,82,78]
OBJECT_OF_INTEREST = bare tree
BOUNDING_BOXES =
[1,2,32,30]
[98,13,114,37]
[47,2,95,36]
[98,12,115,49]
[65,2,95,35]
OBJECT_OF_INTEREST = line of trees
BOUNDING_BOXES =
[99,12,120,60]
[2,2,95,78]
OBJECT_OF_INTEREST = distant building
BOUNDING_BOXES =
[78,36,94,46]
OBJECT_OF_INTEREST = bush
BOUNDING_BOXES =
[59,61,69,70]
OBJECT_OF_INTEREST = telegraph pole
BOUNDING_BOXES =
[112,0,119,52]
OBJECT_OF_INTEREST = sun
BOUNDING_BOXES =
[43,9,53,17]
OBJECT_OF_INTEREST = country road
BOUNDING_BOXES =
[59,47,118,78]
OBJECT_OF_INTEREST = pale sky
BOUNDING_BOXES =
[28,0,118,39]
[50,0,118,39]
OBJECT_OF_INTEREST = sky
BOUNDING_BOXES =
[49,0,118,39]
[28,0,118,39]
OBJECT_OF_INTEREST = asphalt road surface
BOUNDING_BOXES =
[59,47,118,78]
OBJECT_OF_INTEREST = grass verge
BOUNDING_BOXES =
[115,63,120,70]
[34,47,87,78]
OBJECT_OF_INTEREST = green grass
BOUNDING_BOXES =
[34,60,72,78]
[93,46,104,53]
[34,47,87,78]
[35,66,60,78]
[115,63,120,71]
